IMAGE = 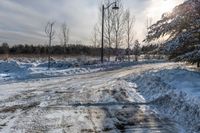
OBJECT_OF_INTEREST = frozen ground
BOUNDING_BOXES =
[0,59,199,132]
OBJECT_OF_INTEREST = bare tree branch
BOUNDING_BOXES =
[61,22,70,54]
[45,21,56,69]
[124,9,136,61]
[112,0,125,61]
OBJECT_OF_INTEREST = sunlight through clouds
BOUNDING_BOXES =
[0,0,185,45]
[146,0,185,20]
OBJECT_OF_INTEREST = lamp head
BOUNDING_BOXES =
[112,2,119,10]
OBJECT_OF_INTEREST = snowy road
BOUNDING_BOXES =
[0,62,184,133]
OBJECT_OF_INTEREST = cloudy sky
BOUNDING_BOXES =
[0,0,184,45]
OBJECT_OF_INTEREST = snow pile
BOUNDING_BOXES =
[0,60,31,81]
[37,61,73,69]
[0,60,27,73]
[127,66,200,132]
[0,59,101,82]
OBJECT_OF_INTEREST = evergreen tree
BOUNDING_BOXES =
[146,0,200,66]
[1,42,9,54]
[133,40,141,61]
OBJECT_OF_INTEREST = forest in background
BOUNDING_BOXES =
[0,42,158,58]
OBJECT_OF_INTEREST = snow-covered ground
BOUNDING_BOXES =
[0,58,162,83]
[0,59,199,132]
[0,58,100,83]
[126,64,200,133]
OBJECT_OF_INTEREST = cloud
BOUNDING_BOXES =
[0,0,184,45]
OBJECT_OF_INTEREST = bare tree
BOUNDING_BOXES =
[61,22,70,54]
[112,0,125,61]
[91,24,99,48]
[45,21,55,69]
[104,0,115,61]
[124,9,135,62]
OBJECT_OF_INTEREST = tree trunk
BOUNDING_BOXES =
[128,47,130,62]
[115,34,118,61]
[127,27,130,62]
[108,39,111,62]
[48,37,51,69]
[197,62,200,67]
[135,55,138,61]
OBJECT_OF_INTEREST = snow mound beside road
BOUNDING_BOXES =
[0,60,30,81]
[128,66,200,132]
[0,60,27,73]
[0,59,96,82]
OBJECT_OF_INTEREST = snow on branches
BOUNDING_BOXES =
[146,0,200,65]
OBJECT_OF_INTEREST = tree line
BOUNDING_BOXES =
[0,42,155,58]
[0,43,99,56]
[0,0,162,62]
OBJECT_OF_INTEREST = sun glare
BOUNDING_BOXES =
[147,0,183,20]
[160,0,176,13]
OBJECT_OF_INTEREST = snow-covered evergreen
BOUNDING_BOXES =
[147,0,200,66]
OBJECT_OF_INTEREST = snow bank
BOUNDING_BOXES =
[0,57,161,83]
[0,59,100,82]
[0,60,27,73]
[0,60,31,81]
[127,66,200,132]
[37,61,73,69]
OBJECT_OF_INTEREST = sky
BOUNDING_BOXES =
[0,0,184,46]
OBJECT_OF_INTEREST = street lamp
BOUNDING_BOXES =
[101,0,119,63]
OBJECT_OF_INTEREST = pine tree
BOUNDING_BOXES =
[146,0,200,67]
[133,40,141,61]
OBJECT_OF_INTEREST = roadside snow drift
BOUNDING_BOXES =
[0,59,101,82]
[128,66,200,132]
